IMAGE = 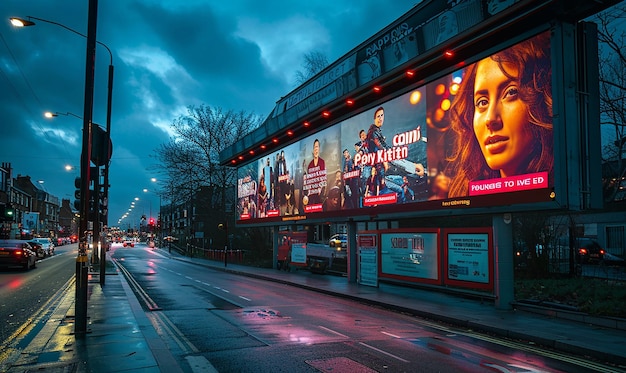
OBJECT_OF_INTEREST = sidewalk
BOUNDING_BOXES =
[3,248,626,372]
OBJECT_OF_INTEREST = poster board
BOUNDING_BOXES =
[358,233,378,287]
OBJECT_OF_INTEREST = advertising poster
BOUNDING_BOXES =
[357,233,378,287]
[236,164,258,220]
[422,0,484,50]
[340,90,429,209]
[447,233,489,283]
[435,31,553,199]
[299,126,342,214]
[380,231,439,282]
[236,31,554,223]
[291,243,307,265]
[22,212,39,234]
[265,142,301,217]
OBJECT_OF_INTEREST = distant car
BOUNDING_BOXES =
[0,239,37,270]
[31,238,54,256]
[27,240,47,258]
[123,240,135,248]
[329,234,347,249]
[329,234,348,260]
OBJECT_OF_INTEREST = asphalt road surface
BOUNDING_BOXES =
[0,244,76,344]
[111,243,615,373]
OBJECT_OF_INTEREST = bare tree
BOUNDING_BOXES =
[594,5,626,202]
[293,50,330,86]
[152,104,262,217]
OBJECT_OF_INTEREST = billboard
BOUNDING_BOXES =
[237,31,553,223]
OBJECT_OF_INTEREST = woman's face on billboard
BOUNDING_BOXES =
[472,57,533,177]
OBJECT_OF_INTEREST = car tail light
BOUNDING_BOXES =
[14,250,23,256]
[579,248,587,255]
[600,249,605,255]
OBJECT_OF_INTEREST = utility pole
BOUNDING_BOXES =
[76,0,99,336]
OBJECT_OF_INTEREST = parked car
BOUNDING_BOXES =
[123,240,135,248]
[0,239,37,270]
[27,240,47,258]
[329,234,347,249]
[576,239,625,266]
[31,237,55,256]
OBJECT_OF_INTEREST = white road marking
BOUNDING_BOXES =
[318,326,350,339]
[359,342,410,362]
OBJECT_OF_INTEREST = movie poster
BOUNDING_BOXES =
[236,164,258,220]
[339,89,429,209]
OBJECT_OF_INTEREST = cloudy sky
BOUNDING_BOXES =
[0,0,419,227]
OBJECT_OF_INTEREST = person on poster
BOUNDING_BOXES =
[355,129,371,204]
[342,148,359,209]
[445,32,553,198]
[366,106,413,201]
[264,157,273,203]
[258,176,268,217]
[366,107,390,176]
[364,166,380,197]
[355,129,369,155]
[304,138,326,206]
[324,186,342,211]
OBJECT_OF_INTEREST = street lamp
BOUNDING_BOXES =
[10,15,115,229]
[10,7,105,334]
[45,111,83,120]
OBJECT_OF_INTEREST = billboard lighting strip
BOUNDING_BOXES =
[228,65,425,166]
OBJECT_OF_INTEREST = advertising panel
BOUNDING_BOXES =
[447,233,489,283]
[357,233,379,287]
[443,228,493,291]
[379,230,440,284]
[22,212,40,234]
[236,31,553,223]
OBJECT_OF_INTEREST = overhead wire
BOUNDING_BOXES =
[0,28,79,169]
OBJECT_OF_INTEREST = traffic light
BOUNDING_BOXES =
[1,204,15,221]
[74,177,81,211]
[98,186,108,224]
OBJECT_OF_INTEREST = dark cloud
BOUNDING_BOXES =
[1,0,417,226]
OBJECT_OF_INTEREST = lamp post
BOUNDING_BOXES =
[13,13,115,294]
[10,2,102,335]
[150,178,163,247]
[10,14,114,231]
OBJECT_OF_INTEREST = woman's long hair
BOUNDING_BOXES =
[446,31,553,198]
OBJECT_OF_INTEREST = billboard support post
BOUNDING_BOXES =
[347,220,357,283]
[493,214,513,310]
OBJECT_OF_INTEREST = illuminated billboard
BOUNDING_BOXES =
[237,31,553,223]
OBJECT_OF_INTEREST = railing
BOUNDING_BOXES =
[184,243,245,263]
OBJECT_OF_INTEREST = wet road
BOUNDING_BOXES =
[0,245,75,345]
[111,243,617,373]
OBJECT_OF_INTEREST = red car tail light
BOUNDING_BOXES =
[579,248,587,255]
